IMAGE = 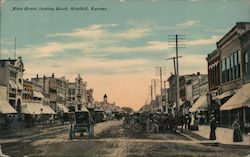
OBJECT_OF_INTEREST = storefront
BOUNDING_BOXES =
[189,95,208,124]
[220,83,250,133]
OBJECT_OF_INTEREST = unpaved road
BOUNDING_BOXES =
[1,120,250,157]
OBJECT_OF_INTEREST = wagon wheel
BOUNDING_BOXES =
[122,119,130,129]
[132,122,142,133]
[153,123,159,133]
[88,124,94,139]
[146,118,153,133]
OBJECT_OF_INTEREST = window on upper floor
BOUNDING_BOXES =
[245,52,249,73]
[10,71,16,79]
[221,49,241,84]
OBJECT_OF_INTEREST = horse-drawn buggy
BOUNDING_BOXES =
[68,109,94,139]
[123,111,190,133]
[123,112,159,133]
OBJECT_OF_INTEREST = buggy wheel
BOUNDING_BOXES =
[147,122,159,133]
[132,122,142,133]
[153,123,159,133]
[89,124,94,139]
[122,120,130,129]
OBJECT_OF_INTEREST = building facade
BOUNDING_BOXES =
[0,57,24,113]
[66,74,87,111]
[207,22,250,131]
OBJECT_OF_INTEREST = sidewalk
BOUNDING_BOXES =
[191,125,250,146]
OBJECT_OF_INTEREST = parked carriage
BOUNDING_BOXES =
[68,110,94,139]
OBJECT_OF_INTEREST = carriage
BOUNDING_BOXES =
[123,112,189,133]
[123,112,159,133]
[68,110,94,139]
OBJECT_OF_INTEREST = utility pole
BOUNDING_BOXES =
[164,80,167,113]
[166,56,182,116]
[156,67,166,112]
[150,84,153,111]
[167,34,185,117]
[151,79,158,111]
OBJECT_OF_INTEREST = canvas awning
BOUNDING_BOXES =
[58,93,64,97]
[33,91,44,98]
[0,100,17,114]
[9,80,17,89]
[220,83,250,111]
[22,102,55,114]
[216,90,235,99]
[189,95,208,113]
[16,81,23,90]
[57,103,69,113]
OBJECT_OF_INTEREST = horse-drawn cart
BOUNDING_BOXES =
[123,112,189,133]
[68,110,94,139]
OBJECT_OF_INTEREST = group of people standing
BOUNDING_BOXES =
[209,112,243,142]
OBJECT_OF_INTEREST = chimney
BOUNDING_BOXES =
[36,74,38,78]
[52,73,54,78]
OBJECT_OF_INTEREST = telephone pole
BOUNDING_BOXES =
[167,34,185,117]
[156,67,166,112]
[151,79,158,111]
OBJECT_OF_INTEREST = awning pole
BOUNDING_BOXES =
[220,111,222,126]
[243,107,246,125]
[237,108,240,121]
[228,110,230,128]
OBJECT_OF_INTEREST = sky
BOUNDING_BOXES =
[0,0,249,110]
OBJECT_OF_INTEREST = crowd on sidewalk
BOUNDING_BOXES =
[189,113,250,146]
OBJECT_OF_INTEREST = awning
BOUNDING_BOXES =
[16,81,23,90]
[33,91,44,98]
[220,83,250,111]
[22,102,55,114]
[9,80,17,89]
[189,95,208,113]
[57,103,69,113]
[58,93,64,97]
[216,90,235,99]
[0,100,17,114]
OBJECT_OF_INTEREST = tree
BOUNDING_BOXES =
[121,107,133,114]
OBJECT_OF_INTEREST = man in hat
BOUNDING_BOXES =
[209,112,218,140]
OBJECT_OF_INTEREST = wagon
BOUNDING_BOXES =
[68,110,94,139]
[124,112,159,133]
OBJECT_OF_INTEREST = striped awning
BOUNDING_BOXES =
[16,81,23,90]
[9,80,18,89]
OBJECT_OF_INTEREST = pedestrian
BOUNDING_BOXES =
[209,113,217,140]
[232,118,243,142]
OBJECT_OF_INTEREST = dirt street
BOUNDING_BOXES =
[1,120,250,157]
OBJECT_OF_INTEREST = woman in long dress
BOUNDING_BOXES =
[232,118,243,142]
